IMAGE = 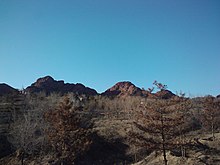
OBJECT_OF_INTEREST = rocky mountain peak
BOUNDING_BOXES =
[33,76,54,84]
[26,76,97,95]
[102,81,144,97]
[113,81,135,89]
[31,76,59,88]
[155,89,176,99]
[102,81,176,99]
[0,83,18,96]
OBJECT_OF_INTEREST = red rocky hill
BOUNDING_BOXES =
[25,76,97,95]
[102,81,175,99]
[102,81,150,97]
[0,83,18,96]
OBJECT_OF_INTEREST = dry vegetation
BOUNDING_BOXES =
[0,83,220,165]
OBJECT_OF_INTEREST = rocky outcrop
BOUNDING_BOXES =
[25,76,97,95]
[0,84,18,96]
[102,81,149,97]
[155,89,176,99]
[102,81,175,99]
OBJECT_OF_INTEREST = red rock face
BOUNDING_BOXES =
[24,76,176,98]
[102,81,176,99]
[31,76,59,88]
[0,84,18,96]
[155,89,176,99]
[25,76,97,95]
[102,81,149,97]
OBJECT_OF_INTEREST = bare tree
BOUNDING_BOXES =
[153,80,167,91]
[174,97,192,158]
[201,96,220,140]
[133,98,185,165]
[130,82,186,165]
[8,93,49,165]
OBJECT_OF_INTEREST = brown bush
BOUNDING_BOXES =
[45,96,92,164]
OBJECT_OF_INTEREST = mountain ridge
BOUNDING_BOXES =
[102,81,149,97]
[25,76,97,95]
[0,75,208,98]
[0,83,19,96]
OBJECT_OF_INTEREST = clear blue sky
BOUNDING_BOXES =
[0,0,220,96]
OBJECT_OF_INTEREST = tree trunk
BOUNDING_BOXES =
[134,153,137,163]
[21,153,24,165]
[160,113,168,165]
[162,142,168,165]
[181,134,186,158]
[181,145,186,158]
[212,121,215,141]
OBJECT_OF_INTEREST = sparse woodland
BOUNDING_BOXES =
[1,82,220,165]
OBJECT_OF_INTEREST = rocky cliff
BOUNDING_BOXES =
[25,76,97,95]
[0,84,18,96]
[102,81,150,97]
[155,89,176,99]
[102,81,175,99]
